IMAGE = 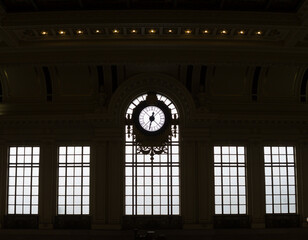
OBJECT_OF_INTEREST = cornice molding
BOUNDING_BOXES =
[1,44,308,65]
[1,10,299,27]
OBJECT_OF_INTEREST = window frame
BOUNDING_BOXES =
[57,145,91,215]
[7,146,40,215]
[124,93,180,216]
[263,145,297,214]
[213,145,248,215]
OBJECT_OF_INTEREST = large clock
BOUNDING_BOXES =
[132,99,172,137]
[128,92,177,158]
[139,105,165,132]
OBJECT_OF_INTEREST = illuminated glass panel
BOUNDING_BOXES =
[264,146,297,214]
[125,94,180,215]
[214,146,247,214]
[8,146,40,214]
[58,146,90,215]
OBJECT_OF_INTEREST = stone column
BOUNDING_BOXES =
[39,138,57,229]
[297,139,308,227]
[91,139,107,229]
[92,128,123,229]
[0,140,7,228]
[198,138,214,229]
[247,138,265,228]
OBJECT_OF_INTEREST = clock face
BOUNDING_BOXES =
[138,106,166,132]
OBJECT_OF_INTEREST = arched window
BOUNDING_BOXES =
[124,93,180,215]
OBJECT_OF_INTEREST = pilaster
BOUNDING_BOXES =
[38,138,56,229]
[247,138,265,228]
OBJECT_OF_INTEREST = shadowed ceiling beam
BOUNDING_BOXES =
[127,0,131,8]
[172,0,177,9]
[266,0,273,11]
[29,0,39,11]
[220,0,225,9]
[0,27,19,47]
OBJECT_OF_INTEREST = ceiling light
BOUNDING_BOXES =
[149,29,156,34]
[256,31,263,35]
[76,30,84,34]
[168,29,173,33]
[58,30,66,35]
[220,30,228,34]
[203,30,209,34]
[40,31,48,36]
[238,30,245,35]
[185,29,192,34]
[130,29,137,34]
[113,29,119,34]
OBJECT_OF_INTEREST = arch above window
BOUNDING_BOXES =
[109,73,196,127]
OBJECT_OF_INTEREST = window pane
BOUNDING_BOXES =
[264,146,297,214]
[7,146,40,214]
[214,145,246,214]
[57,146,90,215]
[125,94,180,215]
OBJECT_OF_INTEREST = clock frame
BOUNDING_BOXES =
[132,100,171,136]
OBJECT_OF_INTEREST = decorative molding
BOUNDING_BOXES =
[7,25,289,43]
[108,73,196,127]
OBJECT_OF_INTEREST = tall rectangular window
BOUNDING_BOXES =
[8,146,40,214]
[125,94,180,216]
[125,131,180,215]
[264,146,297,214]
[214,146,247,214]
[58,146,90,215]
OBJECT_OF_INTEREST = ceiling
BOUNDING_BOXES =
[0,0,307,65]
[0,0,304,12]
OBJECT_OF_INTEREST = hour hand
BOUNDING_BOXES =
[148,112,155,130]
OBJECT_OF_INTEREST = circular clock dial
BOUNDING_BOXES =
[138,106,166,132]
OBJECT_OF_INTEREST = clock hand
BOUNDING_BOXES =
[149,112,155,130]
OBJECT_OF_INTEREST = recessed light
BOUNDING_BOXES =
[40,31,48,36]
[168,29,173,33]
[238,30,245,35]
[76,30,84,34]
[113,29,119,34]
[220,29,228,34]
[58,30,66,35]
[203,30,209,34]
[256,31,263,35]
[149,29,156,34]
[185,29,192,34]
